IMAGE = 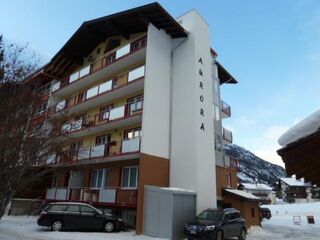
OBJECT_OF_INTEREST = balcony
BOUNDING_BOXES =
[52,36,147,98]
[51,66,145,116]
[222,127,233,144]
[49,137,141,166]
[46,187,137,208]
[223,155,239,170]
[60,102,143,139]
[221,100,231,119]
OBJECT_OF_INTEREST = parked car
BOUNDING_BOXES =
[259,207,272,220]
[37,202,124,232]
[184,208,246,240]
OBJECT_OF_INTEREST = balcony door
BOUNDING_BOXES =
[99,104,114,121]
[127,95,143,115]
[90,168,111,189]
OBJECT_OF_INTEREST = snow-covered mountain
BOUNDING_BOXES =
[223,144,287,185]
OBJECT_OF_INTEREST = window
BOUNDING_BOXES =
[80,206,96,214]
[49,205,67,212]
[122,166,139,188]
[125,128,142,139]
[215,134,222,152]
[251,208,255,217]
[77,91,86,103]
[70,141,82,156]
[37,82,52,95]
[34,101,48,116]
[90,169,110,188]
[226,173,231,187]
[95,135,110,146]
[127,96,143,115]
[99,105,114,121]
[224,213,231,222]
[131,37,147,52]
[66,205,80,213]
[52,174,58,187]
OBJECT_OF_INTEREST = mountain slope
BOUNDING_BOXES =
[223,144,286,185]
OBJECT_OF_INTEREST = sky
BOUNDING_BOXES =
[1,0,320,167]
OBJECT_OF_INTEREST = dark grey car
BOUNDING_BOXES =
[184,208,246,240]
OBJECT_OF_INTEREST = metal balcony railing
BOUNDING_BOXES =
[53,65,145,114]
[60,101,143,135]
[48,137,141,164]
[46,187,138,206]
[52,36,147,92]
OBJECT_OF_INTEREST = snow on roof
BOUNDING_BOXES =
[280,178,312,187]
[160,187,196,193]
[278,109,320,147]
[224,189,260,200]
[242,183,273,191]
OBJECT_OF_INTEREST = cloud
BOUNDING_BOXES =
[234,116,256,129]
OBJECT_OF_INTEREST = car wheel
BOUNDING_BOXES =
[216,230,223,240]
[51,220,63,231]
[104,221,115,232]
[239,228,246,240]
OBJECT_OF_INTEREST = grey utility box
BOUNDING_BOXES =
[143,185,196,239]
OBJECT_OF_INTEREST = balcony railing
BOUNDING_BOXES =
[51,137,141,164]
[60,101,143,135]
[53,65,145,114]
[223,155,239,170]
[222,127,233,143]
[46,187,138,206]
[53,36,147,92]
[221,100,231,118]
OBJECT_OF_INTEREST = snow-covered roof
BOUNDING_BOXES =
[242,183,272,191]
[224,189,260,200]
[278,110,320,147]
[280,178,312,187]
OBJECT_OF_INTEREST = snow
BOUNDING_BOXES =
[278,109,320,147]
[241,183,272,191]
[1,202,320,240]
[224,189,260,200]
[0,216,164,240]
[280,177,312,187]
[159,187,196,193]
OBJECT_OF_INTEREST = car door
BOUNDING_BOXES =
[79,205,104,230]
[63,205,82,229]
[222,213,234,238]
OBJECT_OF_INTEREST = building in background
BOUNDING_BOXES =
[11,2,260,232]
[239,183,275,204]
[279,177,312,203]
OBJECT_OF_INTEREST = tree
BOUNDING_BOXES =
[0,35,62,219]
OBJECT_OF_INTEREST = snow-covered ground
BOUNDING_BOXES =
[1,202,320,240]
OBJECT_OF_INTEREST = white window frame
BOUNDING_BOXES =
[121,166,139,189]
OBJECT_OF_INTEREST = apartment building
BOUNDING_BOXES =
[13,2,261,232]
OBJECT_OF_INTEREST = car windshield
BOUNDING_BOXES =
[197,210,224,221]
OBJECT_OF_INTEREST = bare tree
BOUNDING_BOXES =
[0,35,62,219]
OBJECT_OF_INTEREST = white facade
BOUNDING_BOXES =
[140,11,217,213]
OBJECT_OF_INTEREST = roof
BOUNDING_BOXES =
[223,189,261,201]
[278,109,320,147]
[216,61,238,84]
[280,178,312,187]
[241,183,273,191]
[44,2,187,78]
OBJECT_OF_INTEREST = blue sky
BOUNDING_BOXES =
[1,0,320,166]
